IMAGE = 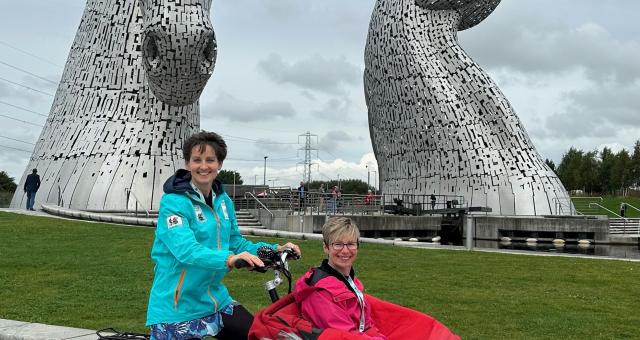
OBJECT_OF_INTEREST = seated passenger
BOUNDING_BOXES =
[293,217,387,339]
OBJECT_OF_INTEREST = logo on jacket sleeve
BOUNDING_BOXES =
[167,215,183,229]
[194,205,206,222]
[220,201,229,220]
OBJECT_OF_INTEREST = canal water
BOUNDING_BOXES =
[475,240,640,260]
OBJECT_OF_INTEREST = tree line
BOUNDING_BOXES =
[551,140,640,196]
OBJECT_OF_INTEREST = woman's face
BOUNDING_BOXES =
[324,232,358,276]
[185,144,221,191]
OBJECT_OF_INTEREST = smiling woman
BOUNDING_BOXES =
[147,131,301,340]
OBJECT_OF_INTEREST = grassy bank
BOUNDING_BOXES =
[0,211,639,339]
[572,196,640,217]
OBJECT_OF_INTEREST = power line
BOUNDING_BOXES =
[0,76,55,97]
[0,135,35,145]
[227,157,297,163]
[0,144,32,153]
[0,40,63,68]
[298,131,318,183]
[221,133,299,145]
[0,100,48,117]
[0,114,44,127]
[0,60,59,85]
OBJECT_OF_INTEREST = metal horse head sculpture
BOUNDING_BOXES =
[364,0,574,215]
[139,0,217,105]
[11,0,216,211]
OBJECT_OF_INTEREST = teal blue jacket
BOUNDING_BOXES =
[146,170,276,325]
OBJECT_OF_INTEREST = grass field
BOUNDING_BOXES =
[1,211,639,339]
[572,196,640,217]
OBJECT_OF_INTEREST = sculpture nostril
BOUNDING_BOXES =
[203,39,215,63]
[143,33,160,68]
[200,36,217,74]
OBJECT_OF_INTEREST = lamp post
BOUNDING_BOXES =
[372,170,377,192]
[366,164,370,189]
[263,156,268,186]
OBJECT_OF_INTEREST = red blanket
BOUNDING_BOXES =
[249,293,460,340]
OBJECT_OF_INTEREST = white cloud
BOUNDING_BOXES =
[257,53,360,95]
[203,92,296,122]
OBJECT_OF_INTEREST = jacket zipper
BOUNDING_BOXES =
[207,285,219,311]
[173,269,186,309]
[196,194,222,250]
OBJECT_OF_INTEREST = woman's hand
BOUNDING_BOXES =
[277,242,301,256]
[227,251,264,269]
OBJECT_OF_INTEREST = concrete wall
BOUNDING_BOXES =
[247,209,290,230]
[283,214,442,237]
[469,215,609,243]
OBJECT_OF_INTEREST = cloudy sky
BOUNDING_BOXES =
[0,0,639,188]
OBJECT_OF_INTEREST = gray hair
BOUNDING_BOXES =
[322,217,360,245]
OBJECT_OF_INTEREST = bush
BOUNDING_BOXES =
[0,191,13,208]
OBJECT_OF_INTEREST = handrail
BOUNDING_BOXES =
[125,188,150,217]
[622,202,640,214]
[57,184,64,208]
[588,203,621,218]
[552,197,579,215]
[244,192,274,218]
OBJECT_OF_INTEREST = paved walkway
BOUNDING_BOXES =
[0,319,97,340]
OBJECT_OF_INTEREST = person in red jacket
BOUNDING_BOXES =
[293,217,387,339]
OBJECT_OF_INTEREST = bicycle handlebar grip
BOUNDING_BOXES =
[282,248,300,260]
[234,259,250,269]
[268,288,280,303]
[234,259,269,273]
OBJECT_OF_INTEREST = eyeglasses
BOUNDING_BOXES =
[330,242,359,251]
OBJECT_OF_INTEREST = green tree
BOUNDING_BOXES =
[216,170,243,184]
[580,151,600,194]
[557,147,583,191]
[544,159,556,172]
[307,179,372,195]
[599,147,615,194]
[0,171,17,192]
[611,149,632,196]
[631,140,640,188]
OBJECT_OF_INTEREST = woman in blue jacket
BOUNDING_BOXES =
[146,131,301,340]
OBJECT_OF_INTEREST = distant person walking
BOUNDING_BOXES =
[24,168,41,211]
[620,203,626,218]
[318,183,326,212]
[297,181,307,212]
[329,185,341,215]
[430,194,436,210]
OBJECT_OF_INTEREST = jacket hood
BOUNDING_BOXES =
[163,169,225,196]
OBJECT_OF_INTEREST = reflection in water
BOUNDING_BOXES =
[476,240,640,259]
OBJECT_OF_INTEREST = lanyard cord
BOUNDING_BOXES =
[345,276,366,332]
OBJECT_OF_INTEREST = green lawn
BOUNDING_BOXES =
[1,211,639,339]
[572,196,640,217]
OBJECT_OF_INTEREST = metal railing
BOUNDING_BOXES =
[244,192,274,218]
[125,188,150,217]
[571,197,603,215]
[621,202,640,215]
[57,184,64,207]
[552,196,578,215]
[588,202,621,217]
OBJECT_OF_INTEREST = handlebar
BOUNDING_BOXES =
[232,247,300,302]
[233,247,299,272]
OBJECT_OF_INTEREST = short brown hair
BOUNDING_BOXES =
[322,217,360,245]
[183,131,227,162]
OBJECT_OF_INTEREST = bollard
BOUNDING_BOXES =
[465,215,474,250]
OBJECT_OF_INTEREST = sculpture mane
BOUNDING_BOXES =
[11,0,216,211]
